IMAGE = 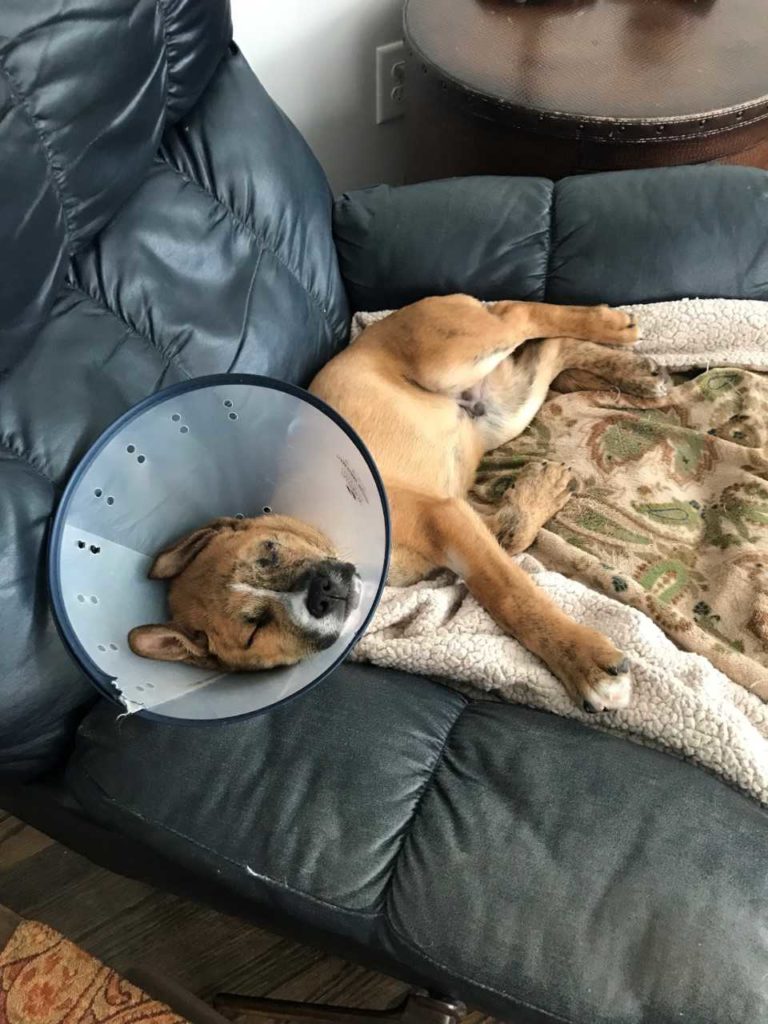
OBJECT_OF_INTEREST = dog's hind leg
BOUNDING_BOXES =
[474,333,669,454]
[551,339,671,398]
[473,336,566,451]
[488,299,638,348]
[389,487,632,712]
[378,295,637,399]
[467,336,668,555]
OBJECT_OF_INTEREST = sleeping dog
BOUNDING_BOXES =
[129,295,669,712]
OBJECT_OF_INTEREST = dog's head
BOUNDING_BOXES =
[128,516,360,672]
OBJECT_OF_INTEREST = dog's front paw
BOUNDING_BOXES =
[500,461,579,527]
[548,626,633,712]
[492,462,579,553]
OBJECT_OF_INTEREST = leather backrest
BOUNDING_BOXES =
[0,0,231,365]
[333,167,768,310]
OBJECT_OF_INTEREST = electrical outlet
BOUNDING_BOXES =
[375,41,405,124]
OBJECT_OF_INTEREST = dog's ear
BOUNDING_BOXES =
[128,623,211,664]
[148,517,242,579]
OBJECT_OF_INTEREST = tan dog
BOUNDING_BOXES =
[131,295,667,712]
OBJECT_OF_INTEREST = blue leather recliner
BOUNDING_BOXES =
[2,3,767,1022]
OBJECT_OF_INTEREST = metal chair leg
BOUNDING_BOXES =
[212,992,466,1024]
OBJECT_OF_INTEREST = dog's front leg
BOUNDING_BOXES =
[391,488,631,712]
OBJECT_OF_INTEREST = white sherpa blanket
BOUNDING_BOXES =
[350,298,768,804]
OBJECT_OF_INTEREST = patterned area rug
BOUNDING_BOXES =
[0,918,186,1024]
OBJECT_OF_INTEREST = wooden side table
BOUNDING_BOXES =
[403,0,768,181]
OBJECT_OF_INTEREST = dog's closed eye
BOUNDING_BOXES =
[245,609,273,646]
[258,540,279,568]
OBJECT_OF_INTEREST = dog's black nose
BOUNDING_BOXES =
[305,564,353,619]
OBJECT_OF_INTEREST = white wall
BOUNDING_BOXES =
[231,0,407,195]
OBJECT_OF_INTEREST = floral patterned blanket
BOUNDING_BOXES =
[473,366,768,699]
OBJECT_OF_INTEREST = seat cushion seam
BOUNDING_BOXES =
[376,699,468,910]
[543,183,556,301]
[0,439,57,488]
[154,0,172,113]
[0,58,75,255]
[156,156,343,347]
[386,918,576,1024]
[64,280,193,381]
[73,762,380,919]
[224,243,267,373]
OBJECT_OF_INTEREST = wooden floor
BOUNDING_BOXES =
[0,812,494,1023]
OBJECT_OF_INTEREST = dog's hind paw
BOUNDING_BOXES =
[593,306,639,346]
[619,355,672,399]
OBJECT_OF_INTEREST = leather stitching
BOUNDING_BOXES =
[225,244,267,373]
[0,57,75,256]
[64,279,193,381]
[376,699,468,910]
[386,919,576,1024]
[156,156,344,347]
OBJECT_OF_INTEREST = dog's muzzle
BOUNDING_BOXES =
[304,561,359,619]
